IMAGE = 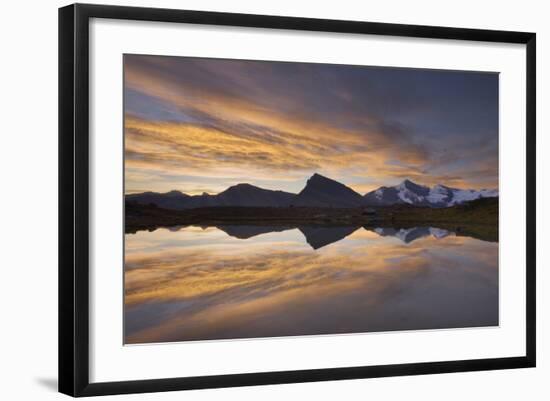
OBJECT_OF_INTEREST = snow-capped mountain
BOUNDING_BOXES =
[363,179,498,207]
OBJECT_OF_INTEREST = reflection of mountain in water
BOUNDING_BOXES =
[298,226,360,250]
[216,225,453,249]
[215,225,294,239]
[160,224,456,249]
[216,225,360,249]
[371,227,452,244]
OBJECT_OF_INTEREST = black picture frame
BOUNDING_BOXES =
[59,3,536,397]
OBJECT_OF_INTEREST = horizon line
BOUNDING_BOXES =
[125,173,498,197]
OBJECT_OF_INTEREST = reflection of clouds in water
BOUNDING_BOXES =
[126,226,307,255]
[124,226,498,343]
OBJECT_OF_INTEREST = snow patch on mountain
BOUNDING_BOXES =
[394,180,430,205]
[429,227,452,239]
[397,188,421,204]
[397,190,414,204]
[426,185,450,204]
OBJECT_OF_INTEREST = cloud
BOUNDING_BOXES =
[123,55,499,194]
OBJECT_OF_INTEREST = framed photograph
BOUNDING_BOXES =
[59,3,536,397]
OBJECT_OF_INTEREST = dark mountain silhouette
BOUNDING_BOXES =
[126,190,190,210]
[127,184,294,210]
[214,184,295,207]
[291,173,364,208]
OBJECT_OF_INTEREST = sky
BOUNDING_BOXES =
[124,55,498,195]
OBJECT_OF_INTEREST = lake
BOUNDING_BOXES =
[124,225,498,344]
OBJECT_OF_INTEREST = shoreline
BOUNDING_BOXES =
[125,198,498,242]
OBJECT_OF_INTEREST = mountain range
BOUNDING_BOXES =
[126,173,498,210]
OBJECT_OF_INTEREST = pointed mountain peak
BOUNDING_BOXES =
[398,178,428,191]
[307,173,345,187]
[309,172,330,181]
[399,178,418,187]
[303,173,353,191]
[294,173,363,207]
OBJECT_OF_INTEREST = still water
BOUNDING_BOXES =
[124,225,498,344]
